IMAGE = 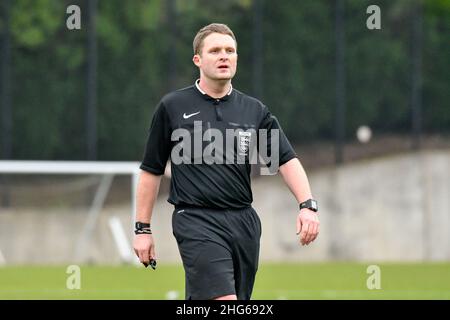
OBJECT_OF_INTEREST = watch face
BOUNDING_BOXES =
[311,200,318,210]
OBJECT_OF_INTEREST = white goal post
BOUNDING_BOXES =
[0,160,141,264]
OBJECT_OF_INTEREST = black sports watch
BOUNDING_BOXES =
[299,199,318,212]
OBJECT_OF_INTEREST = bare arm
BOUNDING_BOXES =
[279,158,313,203]
[133,170,162,266]
[135,170,162,224]
[279,158,320,246]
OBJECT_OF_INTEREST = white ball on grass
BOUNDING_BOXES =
[166,290,179,300]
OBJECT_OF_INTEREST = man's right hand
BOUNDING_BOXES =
[133,234,156,267]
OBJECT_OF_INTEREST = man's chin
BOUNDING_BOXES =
[212,74,234,81]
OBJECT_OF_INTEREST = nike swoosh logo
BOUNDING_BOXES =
[183,111,200,119]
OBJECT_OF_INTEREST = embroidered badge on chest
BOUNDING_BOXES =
[238,131,251,156]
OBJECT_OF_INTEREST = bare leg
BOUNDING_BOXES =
[213,294,237,300]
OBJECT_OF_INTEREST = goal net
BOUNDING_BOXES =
[0,161,141,266]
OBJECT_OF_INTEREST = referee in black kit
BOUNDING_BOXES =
[133,23,319,300]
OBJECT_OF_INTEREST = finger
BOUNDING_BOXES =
[306,222,317,244]
[139,250,149,265]
[296,215,301,235]
[150,245,156,261]
[310,222,319,243]
[305,222,314,245]
[307,220,319,244]
[307,224,316,244]
[300,223,310,245]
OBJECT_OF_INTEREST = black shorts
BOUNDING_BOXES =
[172,205,262,300]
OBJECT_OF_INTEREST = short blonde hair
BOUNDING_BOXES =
[193,23,237,55]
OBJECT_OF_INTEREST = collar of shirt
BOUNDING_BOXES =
[195,79,233,102]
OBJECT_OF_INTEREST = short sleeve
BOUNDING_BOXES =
[258,106,297,170]
[140,101,172,175]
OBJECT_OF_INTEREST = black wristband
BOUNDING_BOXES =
[135,221,152,235]
[135,222,150,229]
[134,229,152,235]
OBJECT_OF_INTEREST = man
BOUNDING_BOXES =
[133,23,319,300]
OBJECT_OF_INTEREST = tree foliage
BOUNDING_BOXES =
[1,0,448,160]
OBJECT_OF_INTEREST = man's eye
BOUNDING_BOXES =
[227,49,235,53]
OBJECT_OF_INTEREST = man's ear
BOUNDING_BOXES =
[193,54,201,67]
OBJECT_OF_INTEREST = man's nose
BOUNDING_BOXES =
[219,50,229,60]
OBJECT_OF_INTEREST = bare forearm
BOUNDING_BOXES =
[135,170,162,224]
[279,158,313,203]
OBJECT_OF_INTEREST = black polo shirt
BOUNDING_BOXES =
[140,80,297,209]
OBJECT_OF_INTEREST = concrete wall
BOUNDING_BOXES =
[0,150,449,265]
[256,149,450,262]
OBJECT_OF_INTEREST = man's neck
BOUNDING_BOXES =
[198,77,231,99]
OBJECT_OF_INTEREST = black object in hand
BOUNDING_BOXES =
[143,259,157,270]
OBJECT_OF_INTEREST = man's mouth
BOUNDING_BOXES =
[218,65,229,69]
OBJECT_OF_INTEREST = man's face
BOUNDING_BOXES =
[193,33,237,81]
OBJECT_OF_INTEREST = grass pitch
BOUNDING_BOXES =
[0,263,449,300]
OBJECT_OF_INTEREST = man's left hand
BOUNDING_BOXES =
[296,209,320,246]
